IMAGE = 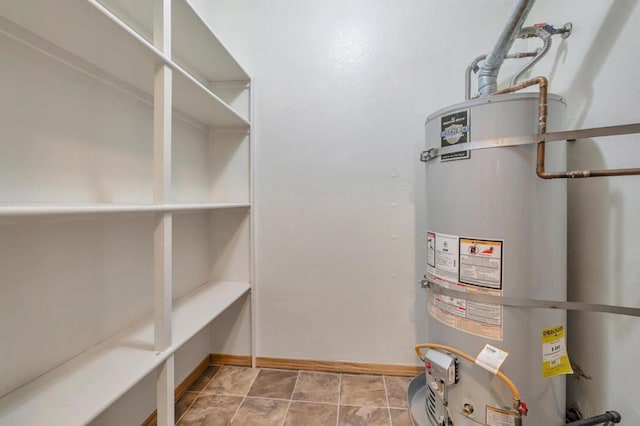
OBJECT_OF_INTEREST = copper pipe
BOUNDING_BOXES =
[540,168,640,178]
[492,77,640,179]
[492,76,548,136]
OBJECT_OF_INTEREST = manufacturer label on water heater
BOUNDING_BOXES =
[486,406,516,426]
[440,109,470,162]
[426,231,504,340]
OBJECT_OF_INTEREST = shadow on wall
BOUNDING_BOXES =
[211,294,251,355]
[414,126,428,364]
[565,140,609,417]
[562,0,639,128]
[560,0,639,417]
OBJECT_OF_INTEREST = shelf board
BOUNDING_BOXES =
[0,280,251,426]
[0,203,251,216]
[0,0,249,128]
[173,0,250,82]
[97,0,249,83]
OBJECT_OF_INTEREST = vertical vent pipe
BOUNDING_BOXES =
[478,0,536,97]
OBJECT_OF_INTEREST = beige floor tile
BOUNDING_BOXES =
[384,376,412,408]
[338,405,391,426]
[389,409,412,426]
[188,365,221,393]
[183,366,416,426]
[247,369,298,399]
[203,366,259,396]
[340,374,387,407]
[231,397,289,425]
[178,394,242,426]
[175,392,198,422]
[284,401,338,426]
[292,371,340,403]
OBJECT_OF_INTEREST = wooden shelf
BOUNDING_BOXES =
[0,280,251,426]
[0,0,249,128]
[97,0,250,83]
[0,203,250,216]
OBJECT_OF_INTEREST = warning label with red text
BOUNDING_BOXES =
[426,232,504,341]
[459,238,503,289]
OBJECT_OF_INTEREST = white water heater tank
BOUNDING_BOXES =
[423,93,567,425]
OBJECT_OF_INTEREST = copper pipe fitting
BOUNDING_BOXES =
[492,76,548,137]
[492,77,640,179]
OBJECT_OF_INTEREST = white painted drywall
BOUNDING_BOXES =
[202,0,528,365]
[527,0,640,421]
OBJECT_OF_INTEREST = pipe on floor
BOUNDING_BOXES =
[565,410,621,426]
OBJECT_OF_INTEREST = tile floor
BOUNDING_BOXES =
[175,365,414,426]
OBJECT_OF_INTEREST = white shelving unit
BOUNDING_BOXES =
[0,0,253,425]
[0,281,250,426]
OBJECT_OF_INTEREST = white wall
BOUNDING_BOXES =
[206,0,640,421]
[204,0,523,366]
[528,0,640,421]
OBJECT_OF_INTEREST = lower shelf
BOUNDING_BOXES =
[0,280,250,426]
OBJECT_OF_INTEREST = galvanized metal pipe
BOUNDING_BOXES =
[465,54,488,100]
[465,51,537,100]
[478,0,536,97]
[510,26,553,86]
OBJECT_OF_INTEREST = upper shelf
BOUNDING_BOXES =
[97,0,250,84]
[0,0,249,128]
[0,202,251,217]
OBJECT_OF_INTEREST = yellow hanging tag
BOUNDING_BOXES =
[541,324,573,378]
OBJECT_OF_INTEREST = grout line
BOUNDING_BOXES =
[198,365,253,396]
[232,395,291,403]
[175,394,197,425]
[181,366,402,426]
[176,365,223,424]
[288,398,340,405]
[290,370,301,400]
[336,373,342,426]
[198,364,224,392]
[209,363,224,379]
[280,371,300,426]
[229,364,261,424]
[382,376,393,426]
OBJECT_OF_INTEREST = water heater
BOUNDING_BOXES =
[419,93,567,425]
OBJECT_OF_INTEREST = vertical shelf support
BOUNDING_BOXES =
[153,0,173,425]
[249,81,257,369]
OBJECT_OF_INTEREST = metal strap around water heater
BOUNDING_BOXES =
[420,123,640,162]
[421,134,537,161]
[423,280,640,317]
